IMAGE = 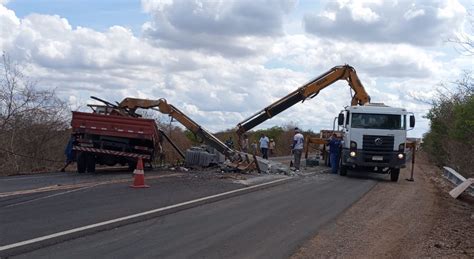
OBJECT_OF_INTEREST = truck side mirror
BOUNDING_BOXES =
[409,115,415,128]
[338,113,344,126]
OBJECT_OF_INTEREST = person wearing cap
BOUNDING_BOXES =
[292,127,304,171]
[269,138,275,156]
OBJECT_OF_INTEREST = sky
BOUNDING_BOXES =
[1,0,473,137]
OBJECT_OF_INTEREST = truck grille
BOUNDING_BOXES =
[363,152,391,163]
[363,135,394,152]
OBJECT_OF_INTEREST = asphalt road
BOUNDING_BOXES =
[10,172,376,259]
[0,171,248,246]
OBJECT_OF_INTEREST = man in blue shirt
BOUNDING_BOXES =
[328,133,342,174]
[60,135,77,172]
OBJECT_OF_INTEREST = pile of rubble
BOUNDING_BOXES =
[184,145,293,175]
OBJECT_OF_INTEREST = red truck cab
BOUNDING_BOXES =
[70,108,161,173]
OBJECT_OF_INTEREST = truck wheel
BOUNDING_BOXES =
[390,168,400,182]
[77,152,87,174]
[128,161,137,172]
[86,154,96,173]
[339,165,348,176]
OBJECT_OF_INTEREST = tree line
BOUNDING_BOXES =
[2,50,472,177]
[0,53,70,175]
[423,73,473,178]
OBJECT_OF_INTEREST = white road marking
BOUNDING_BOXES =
[0,177,291,252]
[0,175,64,181]
[5,186,97,208]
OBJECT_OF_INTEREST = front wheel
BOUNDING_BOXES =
[77,152,86,174]
[86,154,96,173]
[128,161,137,172]
[390,168,400,182]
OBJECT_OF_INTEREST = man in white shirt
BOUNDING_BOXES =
[292,127,304,171]
[259,134,270,159]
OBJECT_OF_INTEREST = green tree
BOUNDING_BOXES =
[423,72,473,177]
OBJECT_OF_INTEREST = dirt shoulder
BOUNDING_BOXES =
[293,152,474,258]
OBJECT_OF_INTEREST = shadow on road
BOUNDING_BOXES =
[345,170,392,182]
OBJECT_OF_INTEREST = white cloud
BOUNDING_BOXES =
[304,0,467,46]
[348,0,380,23]
[141,0,173,13]
[0,1,471,137]
[141,0,296,56]
[0,4,19,50]
[404,8,425,20]
[268,35,444,78]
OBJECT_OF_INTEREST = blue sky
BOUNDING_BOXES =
[1,0,472,137]
[7,0,148,32]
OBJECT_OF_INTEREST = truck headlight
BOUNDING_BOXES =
[397,153,404,159]
[350,151,356,157]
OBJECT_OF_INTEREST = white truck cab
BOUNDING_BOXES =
[337,103,415,181]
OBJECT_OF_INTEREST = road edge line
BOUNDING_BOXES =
[0,177,294,257]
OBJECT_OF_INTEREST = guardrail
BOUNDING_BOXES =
[443,166,474,197]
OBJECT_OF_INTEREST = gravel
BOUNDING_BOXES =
[292,151,474,258]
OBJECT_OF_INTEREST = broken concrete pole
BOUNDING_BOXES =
[449,178,474,199]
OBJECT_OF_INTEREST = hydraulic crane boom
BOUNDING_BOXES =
[236,65,370,136]
[118,98,235,157]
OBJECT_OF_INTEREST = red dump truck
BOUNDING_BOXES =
[70,109,162,173]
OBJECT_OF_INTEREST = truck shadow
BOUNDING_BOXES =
[345,170,392,182]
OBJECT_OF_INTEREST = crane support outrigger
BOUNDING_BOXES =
[236,65,371,138]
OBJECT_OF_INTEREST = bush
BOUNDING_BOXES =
[0,53,69,175]
[423,73,473,178]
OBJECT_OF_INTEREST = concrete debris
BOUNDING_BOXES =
[179,167,189,172]
[185,146,225,167]
[184,144,292,175]
[255,157,291,175]
[306,158,319,167]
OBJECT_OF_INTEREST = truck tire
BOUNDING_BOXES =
[128,161,137,172]
[390,168,400,182]
[339,165,348,176]
[86,154,96,173]
[77,152,87,174]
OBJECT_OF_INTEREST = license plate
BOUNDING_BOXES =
[372,156,383,161]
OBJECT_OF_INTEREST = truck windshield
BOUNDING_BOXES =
[351,113,404,130]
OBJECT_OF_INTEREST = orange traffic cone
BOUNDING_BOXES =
[130,158,149,188]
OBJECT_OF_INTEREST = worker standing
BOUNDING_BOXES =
[251,141,258,155]
[241,134,249,153]
[225,136,234,149]
[269,139,275,156]
[292,128,304,171]
[60,134,77,172]
[259,134,269,159]
[328,133,342,174]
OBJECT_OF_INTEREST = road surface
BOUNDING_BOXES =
[0,170,377,258]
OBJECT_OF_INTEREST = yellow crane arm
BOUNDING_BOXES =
[236,65,370,136]
[118,98,235,157]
